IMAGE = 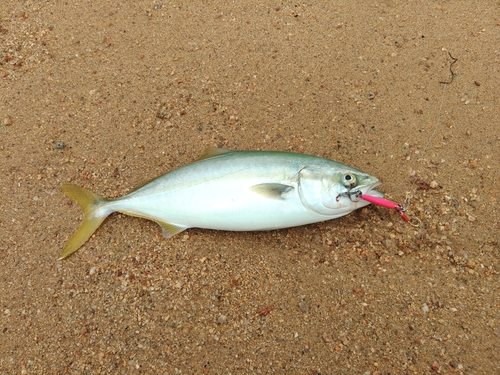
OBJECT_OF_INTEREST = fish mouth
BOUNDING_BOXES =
[361,180,384,198]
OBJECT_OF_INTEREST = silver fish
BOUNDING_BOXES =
[59,148,383,259]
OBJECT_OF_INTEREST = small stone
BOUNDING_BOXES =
[431,361,440,372]
[430,180,438,188]
[299,299,309,313]
[422,304,429,314]
[466,260,476,269]
[156,106,170,119]
[217,315,227,324]
[54,141,66,149]
[352,288,364,296]
[3,116,12,126]
[89,266,96,275]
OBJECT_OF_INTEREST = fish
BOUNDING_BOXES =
[59,147,384,259]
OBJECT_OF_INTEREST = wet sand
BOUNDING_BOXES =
[1,1,499,373]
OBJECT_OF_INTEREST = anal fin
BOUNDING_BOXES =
[156,220,188,238]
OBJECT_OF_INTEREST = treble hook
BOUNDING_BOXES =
[336,188,362,202]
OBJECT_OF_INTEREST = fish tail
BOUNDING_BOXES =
[59,184,112,260]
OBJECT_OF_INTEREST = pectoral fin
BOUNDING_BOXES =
[156,220,188,238]
[250,183,294,200]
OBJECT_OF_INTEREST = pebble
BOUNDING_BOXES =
[299,299,309,313]
[156,106,170,119]
[3,116,13,126]
[431,361,440,372]
[466,260,476,269]
[54,141,66,149]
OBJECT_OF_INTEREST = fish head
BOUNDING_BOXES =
[327,169,385,213]
[342,171,384,197]
[298,166,384,217]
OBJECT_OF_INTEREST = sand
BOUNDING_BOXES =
[1,1,499,374]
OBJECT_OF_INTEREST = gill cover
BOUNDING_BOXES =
[297,167,349,215]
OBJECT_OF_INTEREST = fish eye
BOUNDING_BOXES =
[342,173,357,187]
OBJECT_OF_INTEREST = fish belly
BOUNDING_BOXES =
[113,177,329,231]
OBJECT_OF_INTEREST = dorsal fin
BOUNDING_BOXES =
[197,147,233,161]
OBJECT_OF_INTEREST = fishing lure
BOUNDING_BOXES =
[359,193,409,222]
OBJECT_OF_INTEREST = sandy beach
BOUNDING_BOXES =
[1,1,499,373]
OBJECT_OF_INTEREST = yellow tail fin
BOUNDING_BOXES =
[59,184,111,259]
